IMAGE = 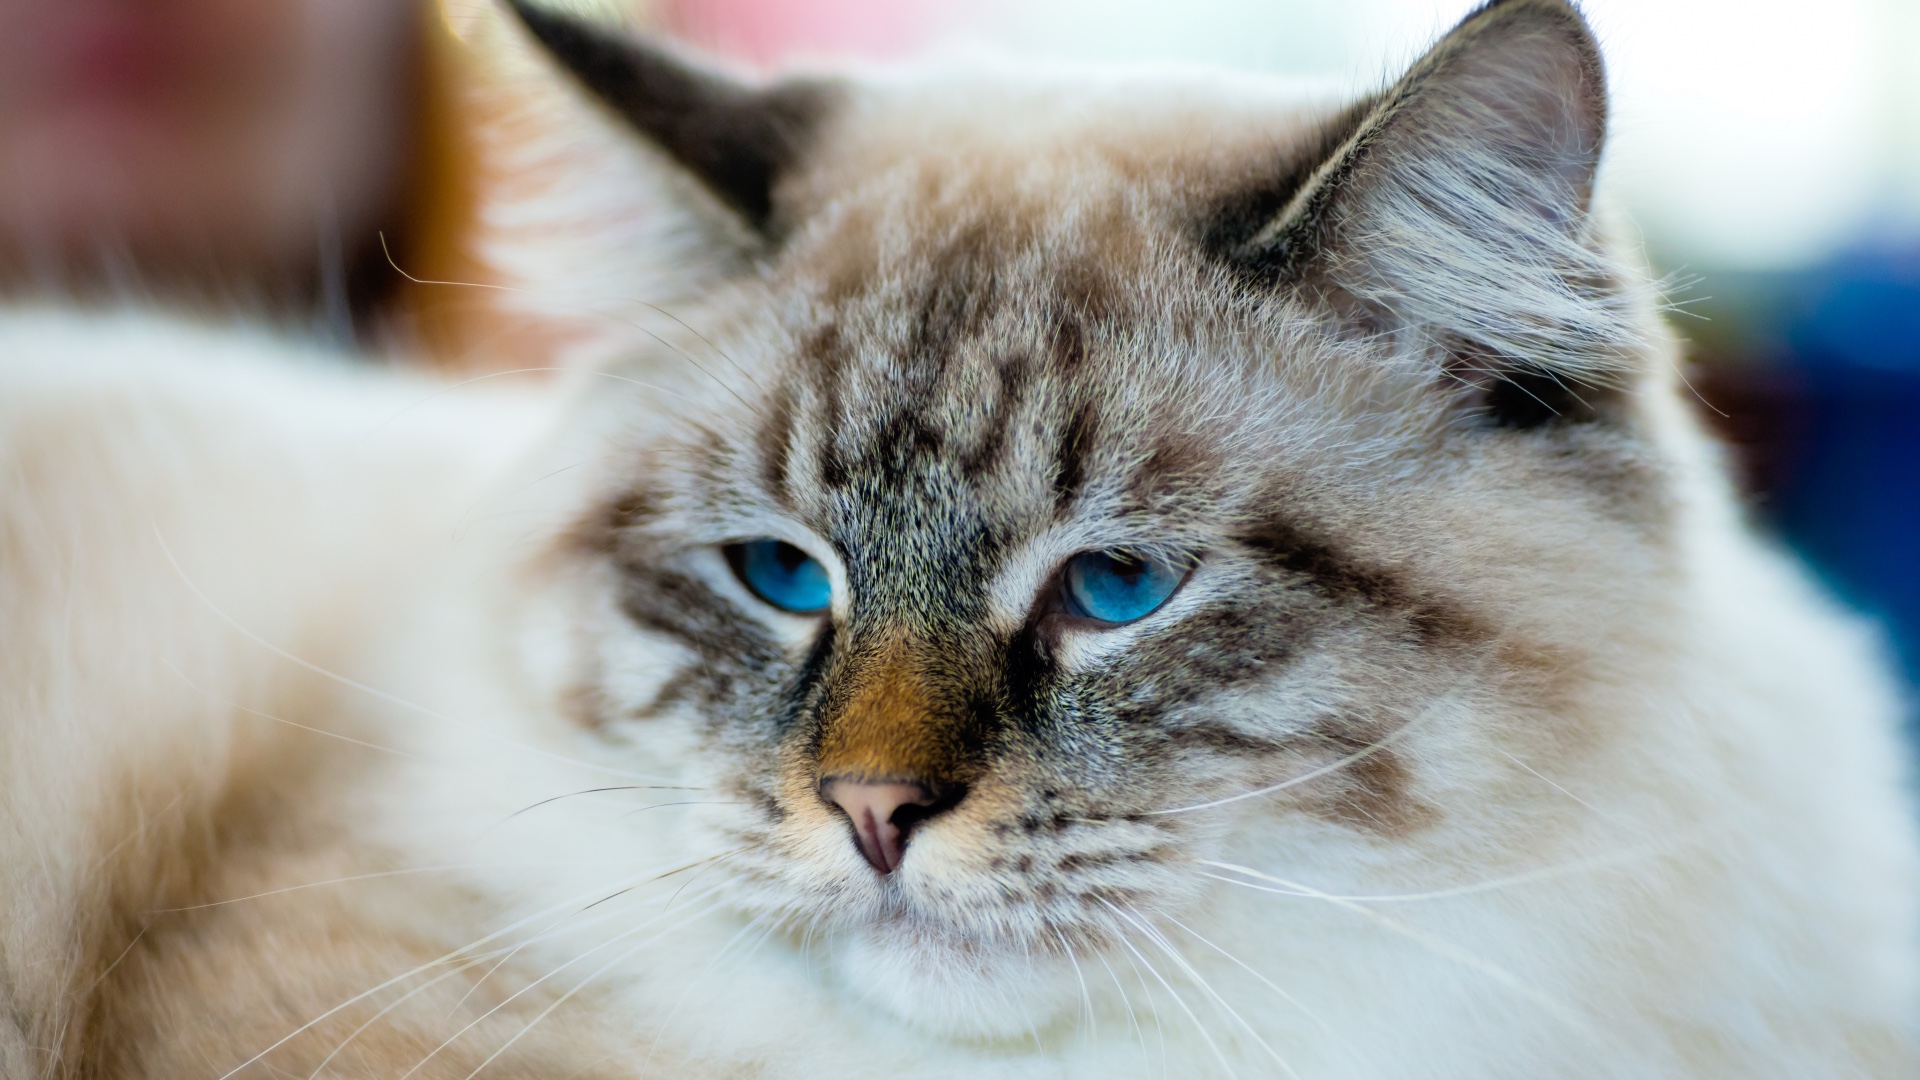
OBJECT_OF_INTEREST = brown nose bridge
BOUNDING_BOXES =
[815,637,969,785]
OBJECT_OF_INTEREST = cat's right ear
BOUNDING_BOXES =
[1210,0,1642,424]
[505,0,835,240]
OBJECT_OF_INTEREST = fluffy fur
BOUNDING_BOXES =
[4,1,1917,1076]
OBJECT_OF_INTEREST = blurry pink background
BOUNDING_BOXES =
[657,0,961,67]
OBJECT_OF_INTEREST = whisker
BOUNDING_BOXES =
[161,659,425,761]
[217,854,728,1079]
[440,858,743,1019]
[1159,912,1333,1039]
[376,234,768,412]
[613,799,750,822]
[580,847,745,915]
[82,923,148,994]
[87,789,188,877]
[1092,947,1152,1070]
[402,883,734,1080]
[1123,906,1299,1080]
[1100,900,1238,1079]
[1200,864,1598,1040]
[504,785,710,821]
[1147,702,1438,817]
[455,899,733,1080]
[1497,749,1620,826]
[307,956,505,1080]
[1052,928,1097,1040]
[637,910,773,1073]
[661,848,745,911]
[147,865,542,914]
[1197,828,1718,904]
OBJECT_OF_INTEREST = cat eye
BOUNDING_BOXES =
[726,540,832,614]
[1061,550,1187,625]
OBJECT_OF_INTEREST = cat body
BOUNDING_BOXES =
[3,1,1917,1076]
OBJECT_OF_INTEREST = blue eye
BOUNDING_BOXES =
[1062,550,1186,625]
[726,540,832,614]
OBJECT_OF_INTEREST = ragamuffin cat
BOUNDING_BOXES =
[3,0,1916,1075]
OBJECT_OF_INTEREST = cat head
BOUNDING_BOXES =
[505,0,1685,1038]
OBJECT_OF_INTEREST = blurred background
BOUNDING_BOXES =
[3,0,1916,696]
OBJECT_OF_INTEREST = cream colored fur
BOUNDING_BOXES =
[4,3,1919,1077]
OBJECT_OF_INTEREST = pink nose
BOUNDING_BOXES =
[819,778,939,874]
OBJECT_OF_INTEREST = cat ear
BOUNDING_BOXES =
[1218,0,1638,423]
[506,0,834,238]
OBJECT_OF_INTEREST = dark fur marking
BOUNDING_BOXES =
[1443,339,1617,430]
[1057,851,1126,873]
[869,408,946,472]
[804,325,853,488]
[775,622,839,734]
[563,486,666,558]
[636,667,703,719]
[1239,519,1489,647]
[1045,260,1124,371]
[905,223,1002,379]
[1482,365,1600,429]
[1052,401,1097,516]
[1049,312,1089,373]
[1103,605,1307,723]
[1315,737,1432,835]
[508,1,835,235]
[1165,721,1289,756]
[957,354,1028,481]
[1125,433,1219,510]
[757,383,795,501]
[616,564,781,671]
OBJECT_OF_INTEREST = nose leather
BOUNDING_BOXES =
[820,778,937,874]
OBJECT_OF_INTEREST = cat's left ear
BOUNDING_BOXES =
[1218,0,1638,423]
[506,0,834,240]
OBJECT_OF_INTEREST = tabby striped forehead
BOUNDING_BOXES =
[723,210,1288,629]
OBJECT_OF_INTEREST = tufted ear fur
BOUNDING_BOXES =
[1214,0,1634,427]
[505,0,835,239]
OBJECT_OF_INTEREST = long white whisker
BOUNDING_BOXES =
[1196,828,1719,904]
[1100,899,1234,1078]
[161,659,424,761]
[147,865,563,914]
[1160,912,1333,1038]
[1093,939,1154,1071]
[216,852,727,1079]
[504,784,710,821]
[1498,749,1619,825]
[1200,863,1597,1039]
[1149,701,1437,816]
[1052,929,1097,1041]
[457,899,733,1080]
[404,882,734,1080]
[307,956,506,1080]
[637,911,773,1073]
[376,233,766,403]
[1122,907,1299,1080]
[438,859,741,1021]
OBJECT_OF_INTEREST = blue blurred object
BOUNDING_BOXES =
[1765,246,1920,691]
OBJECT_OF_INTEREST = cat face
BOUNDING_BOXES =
[510,0,1675,1037]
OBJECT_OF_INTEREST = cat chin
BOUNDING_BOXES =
[829,926,1078,1042]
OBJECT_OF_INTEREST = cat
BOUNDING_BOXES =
[3,0,1916,1076]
